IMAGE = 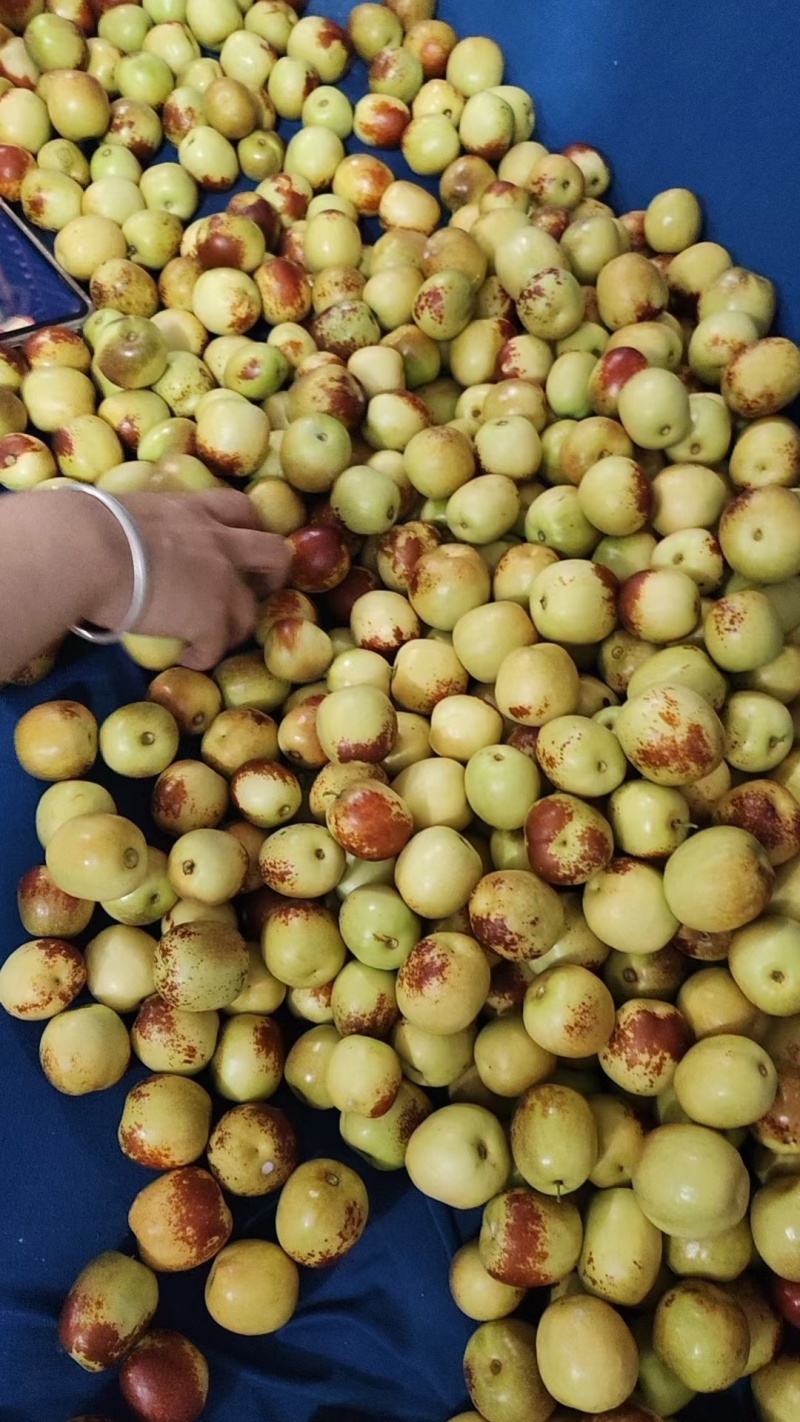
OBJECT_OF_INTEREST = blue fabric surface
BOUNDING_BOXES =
[0,639,482,1422]
[2,1,799,1418]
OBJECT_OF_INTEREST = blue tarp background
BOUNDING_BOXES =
[2,0,799,1417]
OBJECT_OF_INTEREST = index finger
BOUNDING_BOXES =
[195,488,263,530]
[221,527,294,584]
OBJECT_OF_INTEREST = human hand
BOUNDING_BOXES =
[83,488,293,670]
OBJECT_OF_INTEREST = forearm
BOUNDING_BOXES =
[0,490,129,683]
[0,486,292,683]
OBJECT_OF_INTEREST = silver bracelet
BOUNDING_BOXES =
[57,483,150,645]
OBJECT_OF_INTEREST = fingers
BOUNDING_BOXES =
[116,493,291,668]
[194,488,262,530]
[227,582,259,652]
[247,569,293,600]
[220,527,294,584]
[119,489,258,529]
[180,642,220,672]
[179,580,259,672]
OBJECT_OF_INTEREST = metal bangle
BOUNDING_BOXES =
[58,483,150,645]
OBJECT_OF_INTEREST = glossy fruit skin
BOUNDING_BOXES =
[128,1166,233,1272]
[751,1176,800,1281]
[206,1103,297,1196]
[524,791,613,885]
[131,994,220,1077]
[652,1278,750,1393]
[45,810,149,902]
[534,1294,639,1412]
[665,1216,754,1284]
[0,935,86,1019]
[771,1273,800,1328]
[478,1187,582,1290]
[119,1330,209,1422]
[673,1032,777,1128]
[39,1002,131,1094]
[396,930,489,1034]
[118,1074,212,1170]
[204,1238,300,1336]
[632,1122,751,1238]
[14,699,97,780]
[618,366,692,449]
[58,1251,159,1373]
[462,1318,554,1422]
[751,1354,800,1422]
[275,1157,369,1266]
[153,921,249,1012]
[722,336,800,418]
[578,1186,663,1306]
[405,1102,512,1209]
[720,485,800,583]
[469,868,564,964]
[523,962,615,1059]
[510,1081,598,1195]
[209,1012,285,1104]
[449,1238,526,1322]
[598,997,691,1096]
[663,825,774,933]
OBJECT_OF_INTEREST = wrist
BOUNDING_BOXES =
[53,487,136,632]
